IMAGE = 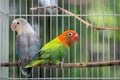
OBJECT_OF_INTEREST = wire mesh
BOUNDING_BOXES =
[0,0,120,79]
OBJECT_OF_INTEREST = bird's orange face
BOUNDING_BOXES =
[58,30,79,47]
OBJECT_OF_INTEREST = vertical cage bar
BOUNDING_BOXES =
[6,0,9,77]
[96,18,100,78]
[19,0,22,78]
[49,0,53,79]
[0,0,2,78]
[12,0,16,78]
[102,0,105,78]
[25,0,27,19]
[43,0,47,79]
[37,0,40,78]
[55,0,59,78]
[96,0,100,78]
[90,0,94,79]
[74,0,77,79]
[107,0,110,79]
[31,0,34,78]
[19,0,21,17]
[85,0,88,78]
[68,0,70,79]
[79,0,83,78]
[113,0,116,79]
[62,0,64,79]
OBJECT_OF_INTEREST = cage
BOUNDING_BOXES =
[1,0,120,79]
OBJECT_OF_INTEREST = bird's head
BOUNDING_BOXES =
[58,30,79,47]
[11,18,28,33]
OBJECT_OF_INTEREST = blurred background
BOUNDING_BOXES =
[1,0,120,79]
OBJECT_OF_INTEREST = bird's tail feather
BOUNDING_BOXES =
[20,60,32,77]
[25,59,47,68]
[20,66,32,78]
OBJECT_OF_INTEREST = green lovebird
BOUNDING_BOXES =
[25,30,79,68]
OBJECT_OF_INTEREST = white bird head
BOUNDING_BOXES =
[11,18,33,34]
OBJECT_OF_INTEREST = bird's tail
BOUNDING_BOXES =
[25,59,47,68]
[20,60,32,77]
[20,66,32,78]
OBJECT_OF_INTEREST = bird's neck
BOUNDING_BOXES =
[17,25,34,35]
[57,37,70,48]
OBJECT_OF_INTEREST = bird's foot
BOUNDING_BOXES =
[48,63,55,65]
[17,60,21,66]
[59,62,63,69]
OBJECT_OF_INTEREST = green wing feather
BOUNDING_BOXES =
[25,38,68,68]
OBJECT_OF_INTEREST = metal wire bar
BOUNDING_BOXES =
[61,1,65,79]
[113,0,117,79]
[8,14,120,17]
[6,77,120,80]
[90,0,94,79]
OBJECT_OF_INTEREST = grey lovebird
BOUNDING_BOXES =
[10,18,40,77]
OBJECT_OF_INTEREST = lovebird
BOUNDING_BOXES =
[11,18,40,77]
[25,30,79,68]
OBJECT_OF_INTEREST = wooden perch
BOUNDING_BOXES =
[1,60,120,68]
[30,6,120,30]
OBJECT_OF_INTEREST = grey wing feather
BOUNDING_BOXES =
[28,33,40,57]
[16,32,40,61]
[16,32,40,77]
[16,34,29,60]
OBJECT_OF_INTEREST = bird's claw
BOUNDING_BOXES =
[59,62,63,69]
[48,63,54,65]
[18,60,21,66]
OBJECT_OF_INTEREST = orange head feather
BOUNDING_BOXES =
[58,30,79,48]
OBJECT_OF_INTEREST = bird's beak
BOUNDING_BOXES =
[73,34,79,42]
[11,22,16,31]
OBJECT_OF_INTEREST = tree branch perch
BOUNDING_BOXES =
[1,60,120,68]
[30,6,120,30]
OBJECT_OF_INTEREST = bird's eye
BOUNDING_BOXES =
[67,32,73,37]
[17,22,20,24]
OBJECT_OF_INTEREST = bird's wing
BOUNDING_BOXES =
[16,32,40,61]
[33,38,67,60]
[28,33,40,58]
[16,34,29,60]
